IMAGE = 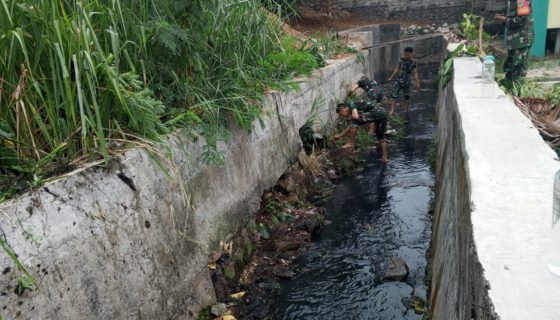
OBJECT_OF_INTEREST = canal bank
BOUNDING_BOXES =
[0,26,445,319]
[431,56,560,320]
[264,65,440,320]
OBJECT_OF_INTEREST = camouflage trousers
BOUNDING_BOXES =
[504,47,530,83]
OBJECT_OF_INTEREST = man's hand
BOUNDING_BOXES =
[494,14,506,22]
[334,134,341,140]
[416,83,421,91]
[388,76,394,82]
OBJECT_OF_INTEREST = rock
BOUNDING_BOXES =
[443,23,449,27]
[272,265,295,279]
[275,239,301,252]
[296,216,322,236]
[271,223,292,239]
[384,256,409,282]
[327,169,339,181]
[278,175,296,193]
[261,239,277,252]
[211,303,227,316]
[386,129,398,136]
[298,150,309,168]
[262,191,274,201]
[286,192,299,204]
[325,59,336,65]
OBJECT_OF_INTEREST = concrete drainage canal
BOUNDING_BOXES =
[0,27,447,320]
[224,65,440,320]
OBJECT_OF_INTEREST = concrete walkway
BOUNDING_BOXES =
[454,57,560,319]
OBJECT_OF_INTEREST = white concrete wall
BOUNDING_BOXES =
[431,56,560,320]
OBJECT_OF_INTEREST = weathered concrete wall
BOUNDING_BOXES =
[305,0,488,21]
[431,56,560,320]
[0,27,446,320]
[0,53,364,320]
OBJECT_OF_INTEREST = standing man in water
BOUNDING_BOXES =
[495,0,534,87]
[387,47,420,115]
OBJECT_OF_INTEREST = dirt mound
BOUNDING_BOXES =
[290,5,432,35]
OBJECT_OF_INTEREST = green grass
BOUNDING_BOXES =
[0,0,355,199]
[0,1,360,291]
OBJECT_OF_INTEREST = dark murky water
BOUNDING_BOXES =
[267,68,438,320]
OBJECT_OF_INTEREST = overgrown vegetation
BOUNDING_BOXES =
[456,13,491,42]
[0,0,359,295]
[0,0,355,200]
[439,43,479,88]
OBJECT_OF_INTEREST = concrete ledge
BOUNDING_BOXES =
[432,56,560,319]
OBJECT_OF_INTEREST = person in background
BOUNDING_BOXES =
[387,47,420,115]
[495,0,534,87]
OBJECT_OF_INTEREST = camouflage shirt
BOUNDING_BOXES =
[349,100,387,123]
[349,99,375,113]
[364,105,387,122]
[505,0,534,49]
[358,79,384,101]
[396,58,417,84]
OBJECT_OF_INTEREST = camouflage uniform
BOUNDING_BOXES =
[349,100,388,141]
[391,58,417,100]
[357,78,385,102]
[503,0,534,84]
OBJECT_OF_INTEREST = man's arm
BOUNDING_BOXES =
[348,83,360,96]
[351,108,360,120]
[388,62,401,81]
[334,126,351,140]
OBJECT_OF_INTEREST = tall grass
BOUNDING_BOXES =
[0,1,281,185]
[0,0,352,197]
[0,0,169,179]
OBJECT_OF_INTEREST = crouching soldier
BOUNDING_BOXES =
[348,76,385,135]
[335,95,389,163]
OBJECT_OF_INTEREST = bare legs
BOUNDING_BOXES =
[380,141,388,163]
[341,127,357,149]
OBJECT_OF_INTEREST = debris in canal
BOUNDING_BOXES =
[203,132,378,318]
[384,256,411,282]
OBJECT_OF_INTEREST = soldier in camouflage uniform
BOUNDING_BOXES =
[388,47,420,115]
[496,0,534,86]
[335,93,389,162]
[348,76,385,135]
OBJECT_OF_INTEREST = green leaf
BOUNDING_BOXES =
[259,223,271,239]
[279,213,296,222]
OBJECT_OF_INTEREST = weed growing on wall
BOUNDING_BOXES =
[0,238,36,293]
[439,44,478,88]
